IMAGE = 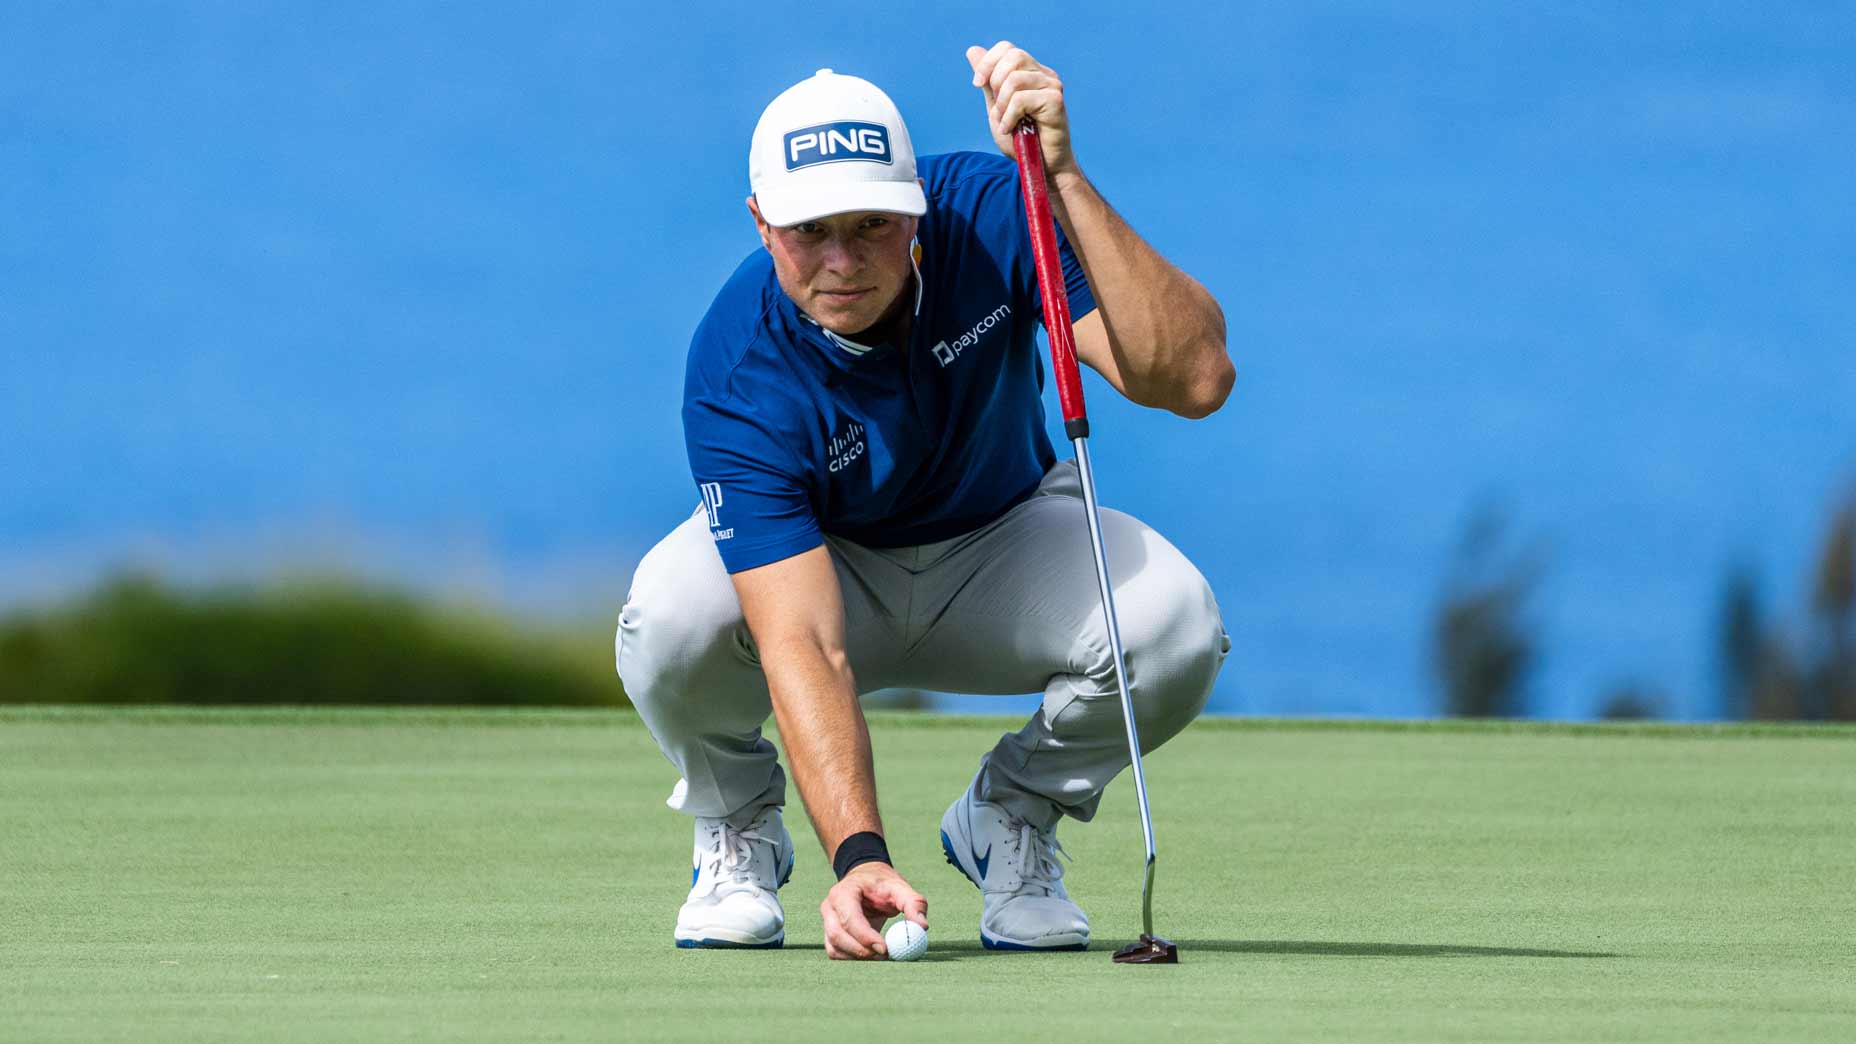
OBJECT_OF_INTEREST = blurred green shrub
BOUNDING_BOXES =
[1431,505,1546,718]
[0,575,626,707]
[1717,486,1856,721]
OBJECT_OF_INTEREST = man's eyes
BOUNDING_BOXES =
[789,218,890,238]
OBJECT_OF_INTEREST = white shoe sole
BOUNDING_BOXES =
[674,927,785,949]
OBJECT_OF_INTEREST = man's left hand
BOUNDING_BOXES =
[821,862,929,961]
[966,41,1076,179]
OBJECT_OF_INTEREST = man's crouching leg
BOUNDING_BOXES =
[983,533,1230,830]
[941,497,1230,951]
[616,507,794,949]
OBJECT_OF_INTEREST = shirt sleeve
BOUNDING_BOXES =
[682,395,824,574]
[955,153,1098,324]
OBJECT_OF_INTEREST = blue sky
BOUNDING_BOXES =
[3,3,1851,718]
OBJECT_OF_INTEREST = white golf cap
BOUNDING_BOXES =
[749,69,927,228]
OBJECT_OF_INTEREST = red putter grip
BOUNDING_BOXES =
[1013,121,1089,440]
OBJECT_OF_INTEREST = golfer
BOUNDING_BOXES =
[616,43,1233,960]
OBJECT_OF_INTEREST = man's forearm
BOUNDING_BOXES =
[1049,167,1230,416]
[760,635,884,860]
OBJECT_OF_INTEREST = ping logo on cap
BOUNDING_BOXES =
[784,121,892,171]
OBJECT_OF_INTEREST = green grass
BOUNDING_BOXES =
[3,709,1853,1042]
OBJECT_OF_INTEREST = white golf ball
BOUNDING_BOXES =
[884,919,928,962]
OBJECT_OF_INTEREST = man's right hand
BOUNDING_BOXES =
[821,863,928,960]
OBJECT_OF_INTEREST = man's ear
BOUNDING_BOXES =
[745,196,774,251]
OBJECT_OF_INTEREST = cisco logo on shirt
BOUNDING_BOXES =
[784,121,892,171]
[828,422,866,473]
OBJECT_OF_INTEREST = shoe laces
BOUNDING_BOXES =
[699,819,775,897]
[1009,819,1071,896]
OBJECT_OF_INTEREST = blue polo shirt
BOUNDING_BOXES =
[683,150,1096,574]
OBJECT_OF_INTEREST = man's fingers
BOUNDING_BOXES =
[972,39,1017,87]
[825,887,886,958]
[838,889,889,955]
[820,899,857,959]
[998,91,1062,139]
[985,45,1039,99]
[967,44,1066,155]
[972,39,1017,91]
[821,901,871,960]
[993,69,1057,133]
[867,877,927,929]
[821,907,849,960]
[965,44,988,81]
[901,891,929,929]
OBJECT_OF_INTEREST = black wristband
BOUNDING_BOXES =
[831,831,891,880]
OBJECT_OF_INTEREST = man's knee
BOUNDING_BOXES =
[1094,545,1229,739]
[616,515,755,719]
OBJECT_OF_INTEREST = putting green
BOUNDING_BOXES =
[3,707,1853,1042]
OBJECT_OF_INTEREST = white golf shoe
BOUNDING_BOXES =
[673,804,794,949]
[940,779,1090,951]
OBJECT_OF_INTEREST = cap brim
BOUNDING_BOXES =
[757,179,926,227]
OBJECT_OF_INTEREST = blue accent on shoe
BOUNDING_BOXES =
[691,866,699,887]
[941,830,977,888]
[939,827,991,884]
[676,935,785,950]
[980,933,1089,952]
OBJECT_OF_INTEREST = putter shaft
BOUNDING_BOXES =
[1072,436,1158,938]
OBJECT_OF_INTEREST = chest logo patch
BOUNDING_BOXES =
[699,482,733,540]
[828,422,867,474]
[932,303,1011,367]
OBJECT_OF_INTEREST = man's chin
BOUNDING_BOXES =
[809,305,874,335]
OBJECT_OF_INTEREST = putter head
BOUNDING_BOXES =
[1111,934,1179,964]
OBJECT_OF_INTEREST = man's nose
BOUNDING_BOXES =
[820,235,863,273]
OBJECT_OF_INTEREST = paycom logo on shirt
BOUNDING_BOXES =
[932,303,1012,367]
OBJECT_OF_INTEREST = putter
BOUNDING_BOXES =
[1012,120,1178,966]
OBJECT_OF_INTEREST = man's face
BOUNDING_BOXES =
[748,198,918,336]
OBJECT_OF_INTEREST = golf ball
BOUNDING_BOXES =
[885,919,928,962]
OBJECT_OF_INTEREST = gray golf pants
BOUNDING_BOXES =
[614,458,1231,832]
